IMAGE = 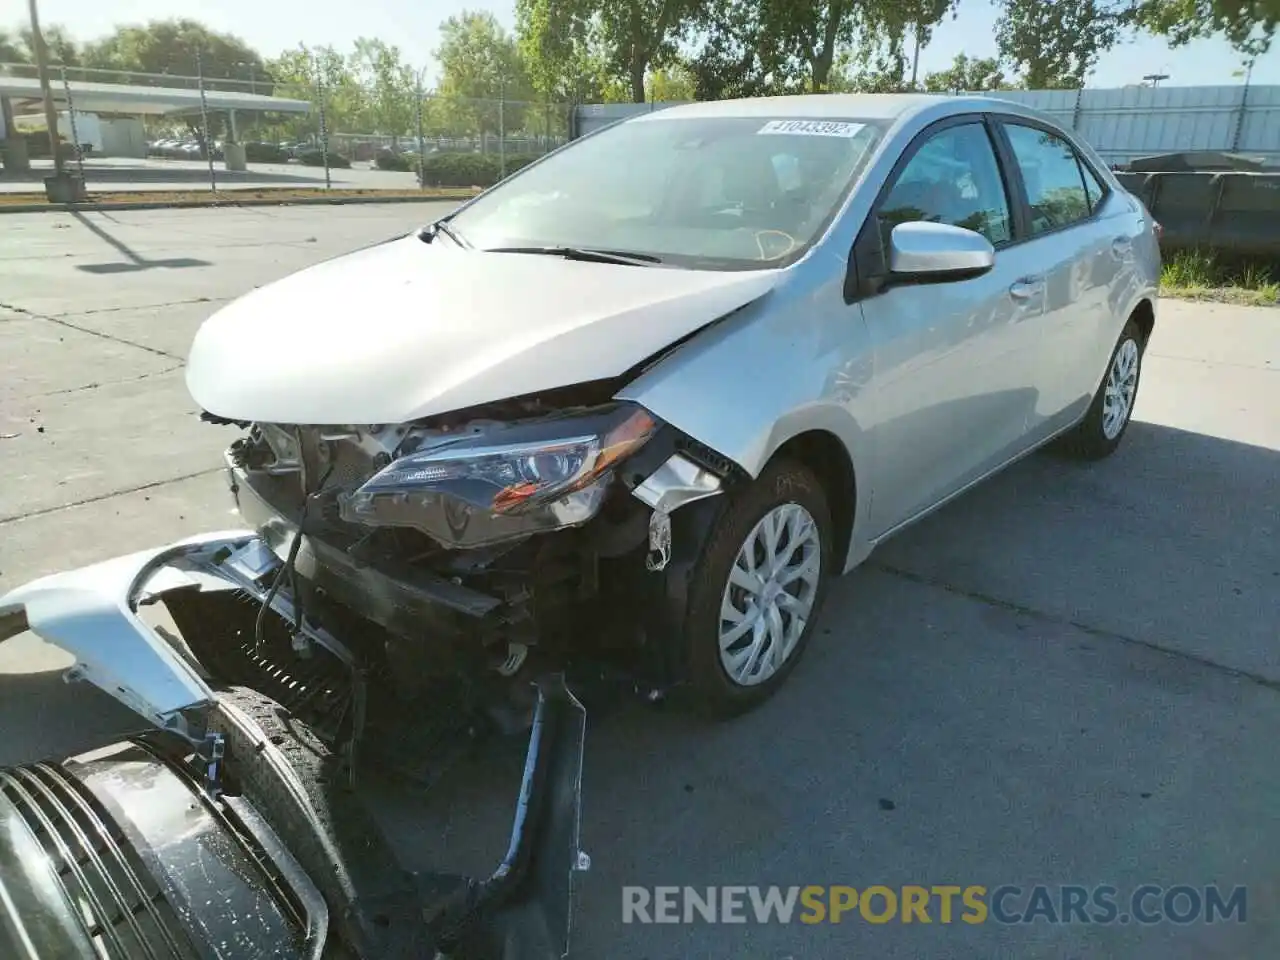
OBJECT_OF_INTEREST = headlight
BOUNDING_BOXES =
[339,403,659,548]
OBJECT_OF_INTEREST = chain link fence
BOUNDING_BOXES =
[325,94,573,189]
[0,60,570,198]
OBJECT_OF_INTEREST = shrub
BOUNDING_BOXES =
[296,147,351,168]
[374,149,413,172]
[418,151,540,187]
[244,141,286,163]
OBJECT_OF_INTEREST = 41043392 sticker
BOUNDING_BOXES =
[757,119,866,137]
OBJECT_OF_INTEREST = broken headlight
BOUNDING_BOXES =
[339,403,659,549]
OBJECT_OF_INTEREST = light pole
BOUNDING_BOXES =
[26,0,64,175]
[1142,73,1169,88]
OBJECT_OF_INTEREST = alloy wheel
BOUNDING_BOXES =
[1102,337,1140,440]
[717,502,822,687]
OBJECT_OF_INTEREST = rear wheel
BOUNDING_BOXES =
[681,459,833,717]
[1057,318,1144,460]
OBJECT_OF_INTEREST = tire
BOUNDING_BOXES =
[681,458,834,717]
[1057,318,1145,461]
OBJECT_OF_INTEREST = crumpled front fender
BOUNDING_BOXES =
[0,531,260,741]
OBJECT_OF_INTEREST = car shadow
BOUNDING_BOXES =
[873,418,1280,680]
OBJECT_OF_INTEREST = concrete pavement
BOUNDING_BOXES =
[0,155,419,193]
[1,207,1277,959]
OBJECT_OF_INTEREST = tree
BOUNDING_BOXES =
[1,24,81,67]
[82,18,264,85]
[923,53,1012,92]
[434,11,533,136]
[517,0,701,103]
[515,0,611,102]
[683,0,807,100]
[647,63,696,100]
[349,38,417,135]
[267,45,362,139]
[995,0,1128,88]
[1132,0,1279,55]
[17,25,80,66]
[898,0,960,85]
[830,46,914,92]
[758,0,957,93]
[778,0,861,92]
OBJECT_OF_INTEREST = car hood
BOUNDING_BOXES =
[186,234,780,424]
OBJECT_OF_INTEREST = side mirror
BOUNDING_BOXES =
[888,221,995,284]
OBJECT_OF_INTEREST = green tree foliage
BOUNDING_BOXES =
[11,25,81,66]
[0,24,82,67]
[267,45,365,138]
[682,0,956,97]
[846,0,959,90]
[433,11,534,135]
[349,38,417,135]
[682,0,807,99]
[1132,0,1279,55]
[516,0,701,103]
[776,0,864,92]
[647,63,697,100]
[72,20,263,137]
[515,0,611,101]
[923,53,1013,92]
[81,18,264,85]
[995,0,1127,88]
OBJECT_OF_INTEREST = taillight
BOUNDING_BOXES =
[1152,221,1163,243]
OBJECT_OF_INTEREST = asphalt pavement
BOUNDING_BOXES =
[1,206,1278,959]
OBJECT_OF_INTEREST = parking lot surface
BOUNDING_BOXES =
[1,206,1278,958]
[1,155,419,193]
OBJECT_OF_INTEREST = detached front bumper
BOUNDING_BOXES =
[0,533,590,959]
[0,532,249,739]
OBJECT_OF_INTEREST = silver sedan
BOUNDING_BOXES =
[8,94,1160,734]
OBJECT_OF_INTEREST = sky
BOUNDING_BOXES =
[20,0,1279,88]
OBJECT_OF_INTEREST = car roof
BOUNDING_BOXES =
[633,93,1031,124]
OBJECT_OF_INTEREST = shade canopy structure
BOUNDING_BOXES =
[0,76,310,117]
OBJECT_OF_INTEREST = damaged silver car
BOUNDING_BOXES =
[184,93,1158,716]
[1,92,1159,959]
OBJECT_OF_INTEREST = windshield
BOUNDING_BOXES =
[447,116,885,270]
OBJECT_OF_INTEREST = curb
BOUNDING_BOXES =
[0,192,479,214]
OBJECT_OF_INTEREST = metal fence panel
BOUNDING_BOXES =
[571,86,1280,165]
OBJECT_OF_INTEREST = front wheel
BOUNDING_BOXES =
[680,459,834,717]
[1057,318,1144,460]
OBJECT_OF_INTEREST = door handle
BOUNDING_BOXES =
[1008,276,1043,302]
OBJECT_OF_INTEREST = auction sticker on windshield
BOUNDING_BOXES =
[758,120,865,137]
